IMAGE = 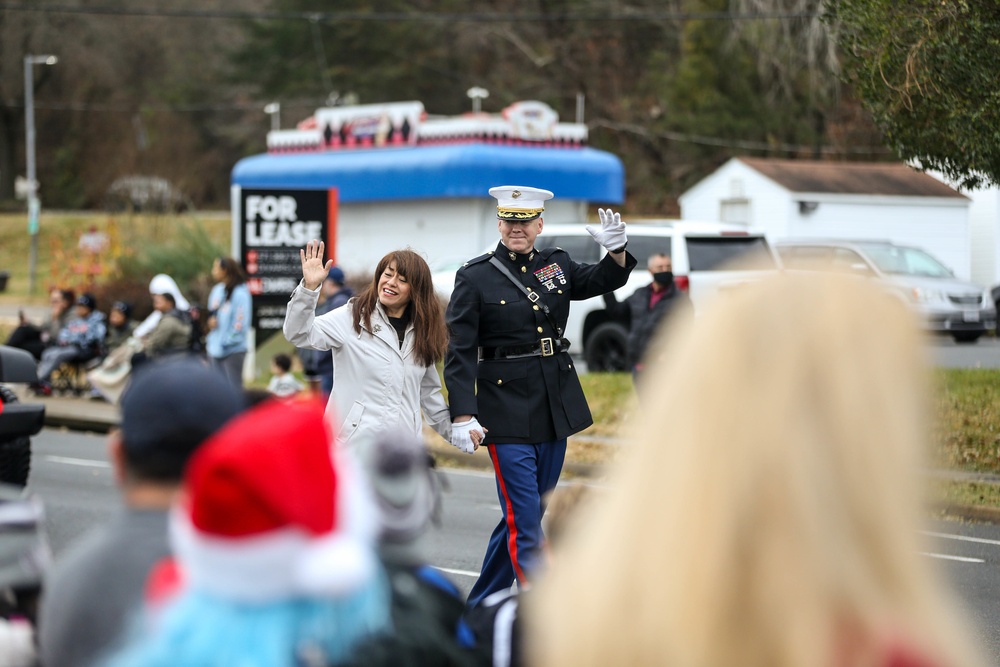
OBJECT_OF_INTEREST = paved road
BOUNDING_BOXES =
[25,428,1000,662]
[926,335,1000,369]
[27,428,496,594]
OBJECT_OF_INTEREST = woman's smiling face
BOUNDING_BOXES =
[377,261,411,314]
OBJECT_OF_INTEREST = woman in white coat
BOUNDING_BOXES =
[285,242,469,451]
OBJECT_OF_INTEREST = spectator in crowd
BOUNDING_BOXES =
[205,256,252,388]
[337,430,475,667]
[527,273,986,667]
[299,266,353,397]
[89,276,191,404]
[602,252,692,384]
[39,358,245,667]
[136,292,192,363]
[284,245,452,451]
[5,287,74,360]
[267,352,303,398]
[33,293,106,395]
[87,273,191,403]
[105,301,137,354]
[107,399,390,667]
[133,275,190,340]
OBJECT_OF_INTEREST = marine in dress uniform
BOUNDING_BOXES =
[445,186,636,608]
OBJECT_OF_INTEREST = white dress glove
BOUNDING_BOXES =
[450,418,484,455]
[585,208,628,252]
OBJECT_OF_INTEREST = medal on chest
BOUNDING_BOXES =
[534,263,567,291]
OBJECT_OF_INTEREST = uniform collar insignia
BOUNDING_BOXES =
[508,251,516,261]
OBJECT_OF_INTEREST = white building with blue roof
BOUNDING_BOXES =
[230,99,624,342]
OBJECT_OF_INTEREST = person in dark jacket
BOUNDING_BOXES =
[445,186,635,609]
[6,287,74,360]
[602,252,692,383]
[105,301,137,354]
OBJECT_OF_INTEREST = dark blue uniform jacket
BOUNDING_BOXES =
[445,241,635,445]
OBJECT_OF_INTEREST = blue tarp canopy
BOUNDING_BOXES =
[231,143,624,204]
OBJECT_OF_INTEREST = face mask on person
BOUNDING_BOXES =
[653,271,673,286]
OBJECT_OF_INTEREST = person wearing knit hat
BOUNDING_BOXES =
[337,431,477,667]
[32,291,107,395]
[108,399,390,667]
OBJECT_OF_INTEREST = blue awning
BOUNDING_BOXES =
[231,143,624,204]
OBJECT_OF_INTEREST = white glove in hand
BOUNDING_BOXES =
[450,418,484,455]
[586,208,628,252]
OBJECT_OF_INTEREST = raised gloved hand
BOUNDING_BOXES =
[450,418,485,455]
[586,208,628,252]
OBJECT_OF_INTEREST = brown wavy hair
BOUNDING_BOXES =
[352,249,447,367]
[216,256,247,301]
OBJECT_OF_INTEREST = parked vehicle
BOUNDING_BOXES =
[775,239,996,343]
[432,221,781,371]
[0,346,44,486]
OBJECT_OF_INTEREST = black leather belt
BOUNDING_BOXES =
[480,337,571,360]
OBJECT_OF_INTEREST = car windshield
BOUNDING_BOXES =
[857,243,953,278]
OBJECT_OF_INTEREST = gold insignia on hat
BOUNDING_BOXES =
[496,207,545,221]
[490,185,553,223]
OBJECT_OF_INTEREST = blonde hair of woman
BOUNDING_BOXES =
[527,273,984,667]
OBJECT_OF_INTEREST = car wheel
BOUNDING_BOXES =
[953,331,983,344]
[0,386,32,487]
[584,322,629,372]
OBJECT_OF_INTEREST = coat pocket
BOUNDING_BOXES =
[339,401,365,442]
[483,290,522,332]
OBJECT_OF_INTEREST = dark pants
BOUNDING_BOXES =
[466,440,566,609]
[210,352,246,389]
[6,325,45,360]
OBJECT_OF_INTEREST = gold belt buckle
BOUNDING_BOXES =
[540,337,554,357]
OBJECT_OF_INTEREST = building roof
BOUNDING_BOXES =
[231,143,624,204]
[738,158,966,199]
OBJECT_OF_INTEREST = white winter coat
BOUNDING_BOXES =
[283,281,452,449]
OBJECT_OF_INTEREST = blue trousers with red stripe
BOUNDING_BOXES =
[466,440,567,609]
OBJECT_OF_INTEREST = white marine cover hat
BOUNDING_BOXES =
[489,185,554,221]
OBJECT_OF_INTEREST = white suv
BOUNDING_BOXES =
[433,220,780,370]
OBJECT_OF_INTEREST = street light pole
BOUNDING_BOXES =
[24,54,57,296]
[264,102,280,132]
[466,87,489,114]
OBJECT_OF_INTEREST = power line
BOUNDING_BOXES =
[593,120,891,156]
[1,101,323,113]
[0,3,820,23]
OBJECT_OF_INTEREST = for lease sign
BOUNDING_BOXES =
[236,187,338,345]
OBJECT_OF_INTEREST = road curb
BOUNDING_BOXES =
[939,503,1000,524]
[44,411,114,435]
[429,446,603,478]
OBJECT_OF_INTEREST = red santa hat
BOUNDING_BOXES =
[170,398,379,602]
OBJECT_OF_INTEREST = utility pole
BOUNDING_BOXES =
[25,54,58,295]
